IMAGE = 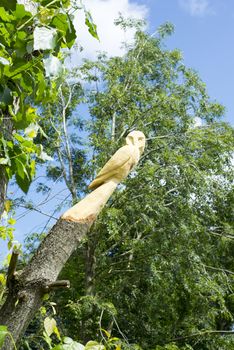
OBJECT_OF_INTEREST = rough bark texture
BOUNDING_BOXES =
[0,130,145,349]
[0,218,92,349]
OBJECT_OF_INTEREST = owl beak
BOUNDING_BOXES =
[139,145,145,155]
[138,138,145,154]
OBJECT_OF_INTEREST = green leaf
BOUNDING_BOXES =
[35,72,47,101]
[8,218,16,225]
[51,13,68,36]
[14,157,27,180]
[0,157,9,165]
[0,7,14,21]
[14,30,28,58]
[14,4,31,19]
[85,11,99,40]
[13,106,38,129]
[15,172,30,193]
[0,0,17,11]
[5,59,33,78]
[101,329,111,339]
[85,341,105,350]
[4,199,11,212]
[61,0,70,8]
[44,317,57,337]
[29,160,35,178]
[52,337,85,350]
[0,86,13,105]
[65,14,76,48]
[0,325,8,347]
[0,273,6,285]
[0,24,12,46]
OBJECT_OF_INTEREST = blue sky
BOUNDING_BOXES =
[0,0,233,264]
[142,0,234,125]
[74,0,234,125]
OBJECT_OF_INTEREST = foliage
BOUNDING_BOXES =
[0,199,16,248]
[46,21,234,350]
[1,17,234,350]
[0,0,98,276]
[34,67,90,203]
[0,325,16,349]
[20,298,134,350]
[0,0,98,193]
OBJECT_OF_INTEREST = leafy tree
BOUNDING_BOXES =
[47,22,233,350]
[0,14,234,350]
[0,0,98,227]
[35,67,90,204]
[0,0,100,348]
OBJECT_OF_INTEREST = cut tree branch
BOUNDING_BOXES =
[6,251,19,288]
[44,280,71,291]
[0,130,145,349]
[0,218,93,350]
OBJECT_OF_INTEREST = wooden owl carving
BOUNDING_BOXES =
[89,131,146,190]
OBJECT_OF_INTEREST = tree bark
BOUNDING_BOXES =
[0,218,92,349]
[0,130,145,349]
[84,236,97,296]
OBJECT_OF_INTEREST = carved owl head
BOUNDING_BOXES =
[126,131,146,154]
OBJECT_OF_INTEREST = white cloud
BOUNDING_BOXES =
[179,0,214,17]
[72,0,148,61]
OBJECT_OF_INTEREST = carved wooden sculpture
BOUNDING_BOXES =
[0,131,145,349]
[62,130,146,222]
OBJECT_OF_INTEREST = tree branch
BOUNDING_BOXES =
[59,85,77,203]
[170,329,234,343]
[6,251,19,288]
[208,231,234,240]
[44,280,70,291]
[0,218,93,349]
[203,264,234,276]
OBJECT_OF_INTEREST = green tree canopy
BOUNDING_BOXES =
[49,22,233,350]
[0,0,98,241]
[1,17,234,350]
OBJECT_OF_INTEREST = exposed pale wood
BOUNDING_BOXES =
[0,131,145,349]
[62,131,145,222]
[6,251,19,288]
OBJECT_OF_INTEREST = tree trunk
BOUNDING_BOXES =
[84,236,97,296]
[0,218,92,349]
[0,131,144,349]
[0,177,119,349]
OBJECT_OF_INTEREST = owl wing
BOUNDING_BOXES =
[89,145,132,190]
